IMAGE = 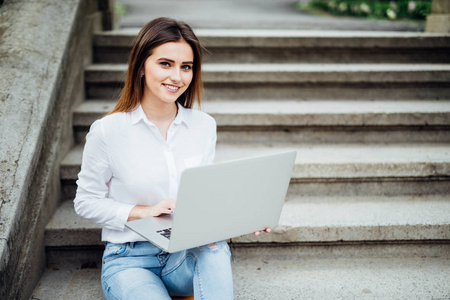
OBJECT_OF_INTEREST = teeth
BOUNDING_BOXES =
[165,84,179,91]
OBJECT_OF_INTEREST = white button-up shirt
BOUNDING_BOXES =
[74,104,217,243]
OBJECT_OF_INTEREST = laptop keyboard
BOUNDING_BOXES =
[156,228,172,240]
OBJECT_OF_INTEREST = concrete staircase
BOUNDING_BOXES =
[32,29,450,299]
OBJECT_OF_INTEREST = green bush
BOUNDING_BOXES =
[306,0,431,20]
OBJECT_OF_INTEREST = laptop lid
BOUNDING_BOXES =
[167,150,296,253]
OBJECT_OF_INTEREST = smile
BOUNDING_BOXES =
[163,84,181,92]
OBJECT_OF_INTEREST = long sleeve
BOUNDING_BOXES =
[74,120,135,230]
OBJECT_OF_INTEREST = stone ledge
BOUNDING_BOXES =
[32,255,450,299]
[0,0,101,298]
[44,242,450,267]
[73,99,450,127]
[45,195,450,247]
[84,63,450,83]
[60,143,450,181]
[94,28,450,48]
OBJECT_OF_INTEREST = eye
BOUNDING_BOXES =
[182,65,192,71]
[160,62,170,67]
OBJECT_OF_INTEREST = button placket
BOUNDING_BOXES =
[164,144,178,199]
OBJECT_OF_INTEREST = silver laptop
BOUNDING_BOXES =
[125,150,296,253]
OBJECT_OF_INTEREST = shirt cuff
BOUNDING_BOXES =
[109,204,136,231]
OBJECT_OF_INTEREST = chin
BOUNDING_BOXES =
[161,97,179,104]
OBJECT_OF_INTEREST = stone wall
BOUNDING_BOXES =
[426,0,450,32]
[0,0,110,298]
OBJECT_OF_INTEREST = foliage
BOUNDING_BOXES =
[114,2,128,18]
[301,0,431,20]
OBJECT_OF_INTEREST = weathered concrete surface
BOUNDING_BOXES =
[232,257,450,299]
[72,98,450,144]
[60,143,450,198]
[62,143,450,181]
[46,194,450,247]
[426,0,450,33]
[84,63,450,83]
[74,99,450,127]
[83,63,450,100]
[31,255,450,299]
[95,28,450,48]
[233,243,450,260]
[0,0,101,298]
[93,29,450,64]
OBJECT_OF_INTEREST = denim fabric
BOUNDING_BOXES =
[101,240,233,300]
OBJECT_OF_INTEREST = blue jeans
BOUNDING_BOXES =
[101,240,233,300]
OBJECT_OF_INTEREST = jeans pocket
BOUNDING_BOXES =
[103,243,130,263]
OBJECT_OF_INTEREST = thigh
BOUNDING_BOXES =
[161,241,233,298]
[161,250,196,297]
[101,242,170,300]
[189,241,233,299]
[102,267,171,300]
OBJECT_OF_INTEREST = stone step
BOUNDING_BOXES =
[84,63,450,100]
[72,99,450,143]
[93,29,450,63]
[60,143,450,180]
[32,252,450,299]
[44,196,450,273]
[43,241,450,274]
[60,143,450,199]
[45,195,450,249]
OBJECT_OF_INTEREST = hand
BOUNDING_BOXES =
[127,198,177,221]
[149,198,177,217]
[254,227,272,236]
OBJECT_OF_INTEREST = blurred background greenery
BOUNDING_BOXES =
[297,0,431,20]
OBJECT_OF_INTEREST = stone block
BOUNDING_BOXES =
[426,15,450,33]
[0,0,103,298]
[432,0,450,14]
[426,0,450,33]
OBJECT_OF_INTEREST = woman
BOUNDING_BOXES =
[74,17,268,299]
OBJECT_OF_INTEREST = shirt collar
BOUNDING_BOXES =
[130,104,148,125]
[173,103,189,128]
[130,103,189,128]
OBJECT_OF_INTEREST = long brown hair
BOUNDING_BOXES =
[109,17,203,115]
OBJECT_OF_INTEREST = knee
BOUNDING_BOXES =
[195,240,231,258]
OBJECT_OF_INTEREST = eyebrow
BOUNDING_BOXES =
[157,57,193,64]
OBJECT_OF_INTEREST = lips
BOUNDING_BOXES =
[163,84,181,92]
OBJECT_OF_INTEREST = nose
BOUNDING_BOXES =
[170,68,181,83]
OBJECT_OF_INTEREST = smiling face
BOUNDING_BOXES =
[141,41,194,107]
